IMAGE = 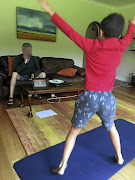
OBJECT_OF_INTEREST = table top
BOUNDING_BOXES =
[24,81,85,95]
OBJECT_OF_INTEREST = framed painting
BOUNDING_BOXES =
[16,7,57,42]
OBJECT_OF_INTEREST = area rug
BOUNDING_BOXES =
[6,98,135,155]
[13,119,135,180]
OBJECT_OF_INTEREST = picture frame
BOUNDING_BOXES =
[16,7,57,42]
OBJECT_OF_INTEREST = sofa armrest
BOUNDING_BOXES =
[73,65,81,70]
[0,76,3,98]
[73,65,85,77]
[0,69,8,80]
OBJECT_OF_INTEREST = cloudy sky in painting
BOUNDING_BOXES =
[17,7,56,34]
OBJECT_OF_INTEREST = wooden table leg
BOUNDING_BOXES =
[19,94,25,108]
[27,94,33,118]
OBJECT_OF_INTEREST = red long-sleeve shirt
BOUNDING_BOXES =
[51,13,135,92]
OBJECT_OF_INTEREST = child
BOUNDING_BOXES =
[38,0,135,175]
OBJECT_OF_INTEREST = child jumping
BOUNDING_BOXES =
[38,0,135,175]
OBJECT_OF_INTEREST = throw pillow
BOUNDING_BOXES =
[57,68,77,77]
[8,56,15,76]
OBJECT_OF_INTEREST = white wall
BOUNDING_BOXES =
[116,5,135,82]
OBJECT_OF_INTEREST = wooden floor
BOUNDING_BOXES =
[0,81,135,180]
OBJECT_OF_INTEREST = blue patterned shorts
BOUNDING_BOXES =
[71,89,117,131]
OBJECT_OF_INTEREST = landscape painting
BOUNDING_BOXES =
[16,7,57,42]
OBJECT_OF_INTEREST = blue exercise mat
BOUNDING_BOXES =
[13,119,135,180]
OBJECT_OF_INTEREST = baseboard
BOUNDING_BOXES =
[115,76,130,82]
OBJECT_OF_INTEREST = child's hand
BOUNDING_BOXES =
[37,0,55,16]
[38,0,49,9]
[129,17,135,25]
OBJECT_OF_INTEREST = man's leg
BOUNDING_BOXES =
[52,125,81,175]
[9,72,20,98]
[109,123,124,165]
[36,72,46,78]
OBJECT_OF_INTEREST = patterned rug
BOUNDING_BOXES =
[6,99,135,156]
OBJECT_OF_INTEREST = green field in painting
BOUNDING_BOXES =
[17,28,56,41]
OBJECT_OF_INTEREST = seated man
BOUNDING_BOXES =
[7,43,46,106]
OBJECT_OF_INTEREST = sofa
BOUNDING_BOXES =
[0,55,85,98]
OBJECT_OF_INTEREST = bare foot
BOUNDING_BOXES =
[52,163,67,175]
[115,154,124,165]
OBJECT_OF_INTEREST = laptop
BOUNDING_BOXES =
[32,78,49,89]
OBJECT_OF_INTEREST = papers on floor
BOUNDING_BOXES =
[35,109,57,118]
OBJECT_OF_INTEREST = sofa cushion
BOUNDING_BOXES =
[41,57,74,74]
[35,56,42,68]
[57,68,77,77]
[8,56,15,76]
[0,69,8,80]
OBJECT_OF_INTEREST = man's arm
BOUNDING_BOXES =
[13,56,27,73]
[119,17,135,51]
[37,0,94,52]
[33,57,41,77]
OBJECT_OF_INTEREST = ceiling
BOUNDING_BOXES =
[85,0,135,8]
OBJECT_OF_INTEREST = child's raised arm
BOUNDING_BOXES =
[129,17,135,26]
[38,0,55,16]
[120,17,135,50]
[37,0,94,52]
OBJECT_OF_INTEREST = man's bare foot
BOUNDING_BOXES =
[52,163,67,175]
[115,154,124,165]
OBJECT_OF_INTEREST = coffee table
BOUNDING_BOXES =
[22,81,85,117]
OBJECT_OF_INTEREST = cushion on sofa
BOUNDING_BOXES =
[57,68,77,77]
[35,56,42,68]
[8,56,15,76]
[0,69,8,80]
[41,57,74,74]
